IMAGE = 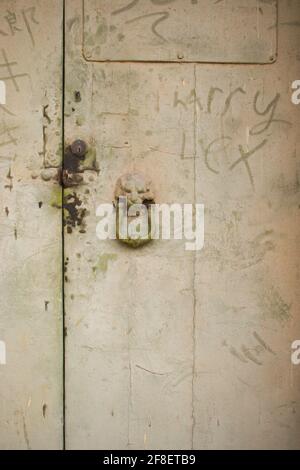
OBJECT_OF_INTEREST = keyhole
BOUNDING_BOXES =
[70,139,87,158]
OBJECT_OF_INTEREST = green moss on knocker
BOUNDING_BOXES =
[116,208,154,249]
[114,173,155,249]
[119,238,151,248]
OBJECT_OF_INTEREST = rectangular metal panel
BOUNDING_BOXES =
[0,0,63,449]
[83,0,277,63]
[66,0,196,450]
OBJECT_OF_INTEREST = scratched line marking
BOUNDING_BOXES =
[125,11,170,43]
[22,7,39,47]
[112,0,140,15]
[0,123,19,148]
[0,7,39,46]
[112,0,198,16]
[135,364,169,376]
[229,139,268,189]
[221,87,246,116]
[253,331,276,355]
[199,136,232,173]
[0,49,28,92]
[0,104,15,116]
[251,91,292,135]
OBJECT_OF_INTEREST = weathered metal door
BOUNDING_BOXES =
[1,0,300,450]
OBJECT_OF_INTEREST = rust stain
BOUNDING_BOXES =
[63,192,88,234]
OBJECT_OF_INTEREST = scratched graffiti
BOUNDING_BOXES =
[0,46,29,170]
[0,6,39,47]
[112,0,199,16]
[111,0,199,44]
[0,43,29,159]
[0,49,29,92]
[0,120,18,174]
[224,331,276,367]
[173,85,292,190]
[0,49,29,119]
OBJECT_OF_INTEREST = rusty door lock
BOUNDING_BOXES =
[62,139,88,188]
[37,139,98,186]
[70,139,87,158]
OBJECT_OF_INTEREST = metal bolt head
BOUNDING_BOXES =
[71,139,87,158]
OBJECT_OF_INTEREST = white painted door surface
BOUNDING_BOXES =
[0,0,63,449]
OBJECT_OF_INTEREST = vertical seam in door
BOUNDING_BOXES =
[62,0,66,451]
[191,64,197,450]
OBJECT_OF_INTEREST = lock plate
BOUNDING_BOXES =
[62,140,99,187]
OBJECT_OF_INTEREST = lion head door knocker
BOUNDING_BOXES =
[114,173,156,248]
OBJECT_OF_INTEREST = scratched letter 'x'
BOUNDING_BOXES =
[229,139,268,190]
[0,123,18,150]
[0,49,28,92]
